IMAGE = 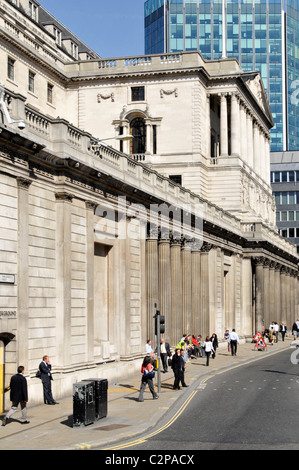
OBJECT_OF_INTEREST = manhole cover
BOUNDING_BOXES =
[94,423,131,431]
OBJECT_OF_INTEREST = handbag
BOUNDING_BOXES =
[168,357,172,367]
[36,369,41,379]
[143,369,155,379]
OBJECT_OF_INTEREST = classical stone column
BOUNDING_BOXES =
[263,259,270,328]
[240,102,247,161]
[145,120,152,155]
[170,237,182,344]
[191,241,202,335]
[200,242,212,336]
[274,263,281,323]
[158,235,171,336]
[253,122,261,177]
[254,257,264,333]
[55,192,73,368]
[206,94,211,157]
[85,201,97,363]
[220,93,228,156]
[182,240,192,335]
[285,269,291,327]
[280,267,287,324]
[246,112,254,168]
[17,177,32,370]
[242,256,253,336]
[230,93,240,156]
[146,227,159,341]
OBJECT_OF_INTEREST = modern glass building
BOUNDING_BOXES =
[144,0,299,152]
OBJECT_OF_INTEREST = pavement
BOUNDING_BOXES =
[0,336,296,451]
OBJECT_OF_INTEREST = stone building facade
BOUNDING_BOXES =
[0,0,298,404]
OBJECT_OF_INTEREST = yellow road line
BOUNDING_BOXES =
[102,390,197,450]
[98,345,290,451]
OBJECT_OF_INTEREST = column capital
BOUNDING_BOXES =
[16,177,32,190]
[55,192,74,203]
[85,200,97,211]
[201,241,213,253]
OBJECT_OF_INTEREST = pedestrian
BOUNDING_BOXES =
[210,333,218,358]
[279,322,287,341]
[229,329,239,356]
[160,339,171,373]
[203,336,215,366]
[274,322,279,343]
[138,356,158,402]
[145,339,154,356]
[171,348,188,389]
[292,321,298,340]
[224,329,230,352]
[2,366,30,426]
[39,355,59,405]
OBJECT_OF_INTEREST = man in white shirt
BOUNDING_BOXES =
[145,339,153,355]
[229,329,239,356]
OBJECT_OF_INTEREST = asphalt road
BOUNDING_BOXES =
[112,348,299,451]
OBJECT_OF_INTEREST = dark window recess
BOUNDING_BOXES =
[119,126,123,152]
[131,86,145,101]
[153,125,157,154]
[169,175,182,185]
[131,118,146,154]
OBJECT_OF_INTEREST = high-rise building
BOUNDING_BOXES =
[144,0,299,153]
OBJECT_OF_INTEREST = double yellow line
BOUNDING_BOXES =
[101,390,197,450]
[82,345,290,451]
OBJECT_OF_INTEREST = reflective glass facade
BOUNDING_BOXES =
[144,0,299,152]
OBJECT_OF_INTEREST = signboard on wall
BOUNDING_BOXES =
[0,274,15,284]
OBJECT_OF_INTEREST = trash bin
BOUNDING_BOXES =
[73,381,96,427]
[83,378,108,420]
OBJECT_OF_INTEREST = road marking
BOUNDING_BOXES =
[99,345,291,451]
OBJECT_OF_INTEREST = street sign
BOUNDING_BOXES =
[253,332,267,349]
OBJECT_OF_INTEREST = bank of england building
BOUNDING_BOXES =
[0,0,297,403]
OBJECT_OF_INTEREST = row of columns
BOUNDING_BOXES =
[146,235,212,346]
[214,92,271,185]
[254,256,299,333]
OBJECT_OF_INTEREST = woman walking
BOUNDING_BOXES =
[203,336,215,366]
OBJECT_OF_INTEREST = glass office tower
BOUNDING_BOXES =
[144,0,299,152]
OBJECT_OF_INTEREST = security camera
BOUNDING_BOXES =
[17,120,25,130]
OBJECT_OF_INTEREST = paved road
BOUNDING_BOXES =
[106,348,299,451]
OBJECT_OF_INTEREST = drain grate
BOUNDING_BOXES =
[94,423,131,431]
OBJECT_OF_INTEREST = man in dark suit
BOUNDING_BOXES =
[39,355,59,405]
[2,365,29,426]
[160,339,171,373]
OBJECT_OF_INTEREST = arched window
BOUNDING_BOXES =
[130,117,146,154]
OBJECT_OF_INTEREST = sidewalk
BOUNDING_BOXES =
[0,337,293,450]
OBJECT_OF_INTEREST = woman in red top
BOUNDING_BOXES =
[138,357,158,402]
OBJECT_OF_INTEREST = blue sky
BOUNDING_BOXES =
[40,0,145,58]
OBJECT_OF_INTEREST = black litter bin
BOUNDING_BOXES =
[73,381,96,427]
[82,379,108,420]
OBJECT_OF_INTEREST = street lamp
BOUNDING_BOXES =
[0,85,25,130]
[91,134,133,150]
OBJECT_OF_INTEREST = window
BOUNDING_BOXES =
[131,87,145,102]
[28,71,35,93]
[47,83,53,104]
[53,27,61,46]
[153,125,157,154]
[29,1,38,21]
[130,118,146,154]
[169,175,182,185]
[7,57,15,81]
